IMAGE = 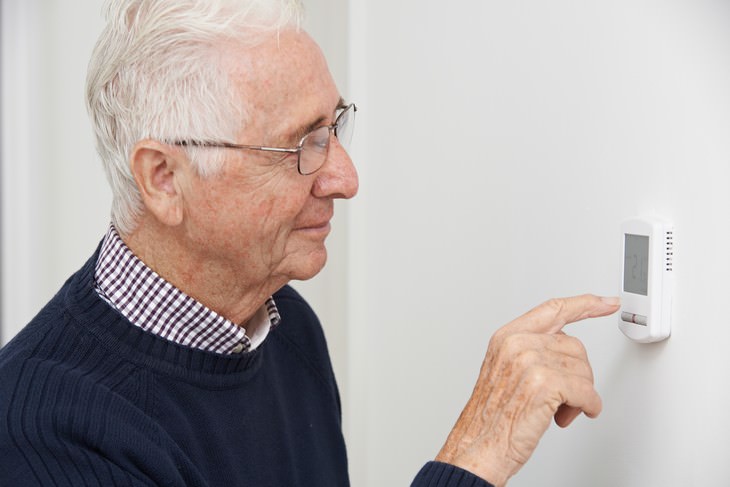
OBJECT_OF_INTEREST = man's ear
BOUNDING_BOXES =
[129,140,187,227]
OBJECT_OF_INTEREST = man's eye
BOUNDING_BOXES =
[303,127,330,152]
[303,137,328,154]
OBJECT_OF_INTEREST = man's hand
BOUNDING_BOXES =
[435,294,620,487]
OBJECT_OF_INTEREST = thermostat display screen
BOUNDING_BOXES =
[624,234,649,296]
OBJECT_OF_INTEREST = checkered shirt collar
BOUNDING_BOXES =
[93,225,280,355]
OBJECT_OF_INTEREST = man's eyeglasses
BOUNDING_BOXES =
[170,103,356,176]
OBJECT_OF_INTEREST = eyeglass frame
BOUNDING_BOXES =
[169,103,357,176]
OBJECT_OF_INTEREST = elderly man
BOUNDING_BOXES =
[0,1,618,486]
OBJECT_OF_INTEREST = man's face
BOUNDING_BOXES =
[178,31,358,295]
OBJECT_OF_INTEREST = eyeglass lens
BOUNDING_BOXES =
[299,105,355,175]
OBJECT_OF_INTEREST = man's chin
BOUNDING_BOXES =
[288,248,328,282]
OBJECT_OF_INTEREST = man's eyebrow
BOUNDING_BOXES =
[289,97,348,144]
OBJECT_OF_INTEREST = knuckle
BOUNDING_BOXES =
[560,335,588,358]
[542,298,565,317]
[584,362,596,383]
[490,327,509,346]
[515,348,540,372]
[500,333,531,359]
[524,365,551,389]
[502,333,523,352]
[574,375,594,394]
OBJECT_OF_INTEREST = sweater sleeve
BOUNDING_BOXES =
[0,439,155,487]
[411,461,496,487]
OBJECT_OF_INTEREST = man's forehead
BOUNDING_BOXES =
[222,30,339,141]
[224,30,332,123]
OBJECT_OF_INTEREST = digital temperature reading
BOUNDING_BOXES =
[619,217,674,342]
[623,234,649,296]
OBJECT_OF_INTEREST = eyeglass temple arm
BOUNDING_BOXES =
[171,140,300,154]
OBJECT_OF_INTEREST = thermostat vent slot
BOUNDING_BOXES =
[665,231,674,272]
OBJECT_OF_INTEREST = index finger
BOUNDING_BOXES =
[506,294,620,335]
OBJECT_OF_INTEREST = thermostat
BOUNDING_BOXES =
[619,217,674,343]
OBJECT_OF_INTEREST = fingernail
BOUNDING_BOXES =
[601,296,621,306]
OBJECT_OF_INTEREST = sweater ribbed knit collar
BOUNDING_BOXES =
[64,246,274,387]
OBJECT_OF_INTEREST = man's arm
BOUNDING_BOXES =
[432,294,619,486]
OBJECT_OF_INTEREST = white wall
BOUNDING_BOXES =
[3,1,730,487]
[345,0,730,485]
[1,0,109,341]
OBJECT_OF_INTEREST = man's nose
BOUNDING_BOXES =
[312,137,359,199]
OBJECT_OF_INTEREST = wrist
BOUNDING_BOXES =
[414,461,501,487]
[434,450,510,487]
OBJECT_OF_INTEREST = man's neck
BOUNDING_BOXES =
[123,217,284,326]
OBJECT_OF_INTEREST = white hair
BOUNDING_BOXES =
[86,0,305,235]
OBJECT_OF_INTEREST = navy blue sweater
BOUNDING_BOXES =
[0,252,492,487]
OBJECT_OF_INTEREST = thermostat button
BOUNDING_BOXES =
[620,312,648,326]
